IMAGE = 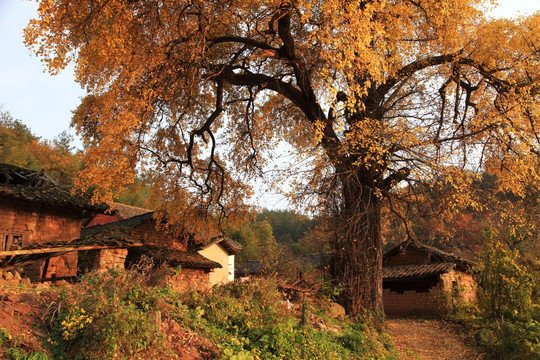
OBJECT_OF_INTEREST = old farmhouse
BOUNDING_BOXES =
[1,164,241,292]
[0,163,111,281]
[383,241,477,316]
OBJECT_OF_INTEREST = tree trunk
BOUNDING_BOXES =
[331,177,383,317]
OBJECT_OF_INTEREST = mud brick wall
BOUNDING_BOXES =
[383,288,437,316]
[384,247,431,266]
[383,270,477,316]
[0,199,82,248]
[85,213,120,227]
[24,252,78,281]
[168,268,211,293]
[439,270,477,302]
[92,248,128,272]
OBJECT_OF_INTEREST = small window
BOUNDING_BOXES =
[452,281,459,297]
[2,233,23,251]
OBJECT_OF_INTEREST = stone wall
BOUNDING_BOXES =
[168,268,211,293]
[92,248,128,273]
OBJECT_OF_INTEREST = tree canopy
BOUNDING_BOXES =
[0,111,81,185]
[25,0,540,314]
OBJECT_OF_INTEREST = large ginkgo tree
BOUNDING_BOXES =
[26,0,539,315]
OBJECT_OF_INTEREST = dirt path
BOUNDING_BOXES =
[386,318,483,360]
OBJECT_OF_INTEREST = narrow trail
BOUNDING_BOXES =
[386,318,484,360]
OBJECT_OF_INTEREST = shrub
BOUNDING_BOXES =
[45,269,169,360]
[476,236,534,321]
[476,318,540,360]
[39,269,397,359]
[471,232,539,359]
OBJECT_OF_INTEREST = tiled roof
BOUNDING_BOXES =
[71,232,141,247]
[81,212,155,238]
[195,235,243,255]
[129,245,221,269]
[383,262,456,280]
[236,260,267,276]
[0,184,107,211]
[301,254,331,268]
[108,202,152,219]
[383,241,475,268]
[0,163,107,212]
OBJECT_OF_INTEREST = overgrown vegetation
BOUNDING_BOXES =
[37,267,396,359]
[473,235,540,360]
[44,269,171,360]
[438,232,540,360]
[0,327,50,360]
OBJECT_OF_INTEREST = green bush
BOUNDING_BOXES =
[476,318,540,360]
[471,233,540,359]
[45,269,169,360]
[476,235,534,320]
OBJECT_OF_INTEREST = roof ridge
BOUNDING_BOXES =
[108,201,152,212]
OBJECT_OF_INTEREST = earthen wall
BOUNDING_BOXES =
[0,199,82,248]
[383,270,477,316]
[168,268,211,293]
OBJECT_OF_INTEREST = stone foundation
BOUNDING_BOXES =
[92,248,128,272]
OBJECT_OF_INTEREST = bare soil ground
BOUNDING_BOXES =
[386,318,484,360]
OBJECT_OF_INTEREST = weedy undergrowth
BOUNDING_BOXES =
[41,267,397,359]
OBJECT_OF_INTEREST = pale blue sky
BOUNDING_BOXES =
[0,0,539,148]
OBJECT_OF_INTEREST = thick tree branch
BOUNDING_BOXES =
[209,36,277,51]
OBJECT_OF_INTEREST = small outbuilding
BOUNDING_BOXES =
[382,241,476,316]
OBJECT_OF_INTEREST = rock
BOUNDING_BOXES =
[3,271,14,281]
[5,293,21,302]
[36,282,50,289]
[326,302,346,320]
[12,270,21,281]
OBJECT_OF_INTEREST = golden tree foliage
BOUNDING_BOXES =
[25,0,540,313]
